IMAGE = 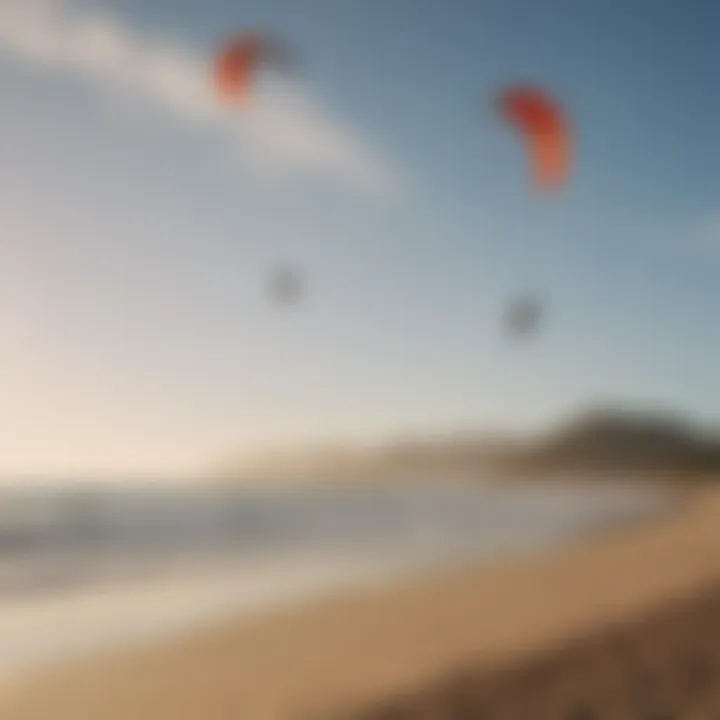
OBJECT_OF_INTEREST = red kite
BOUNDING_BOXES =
[498,85,572,192]
[214,32,293,105]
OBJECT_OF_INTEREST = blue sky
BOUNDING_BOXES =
[0,0,716,475]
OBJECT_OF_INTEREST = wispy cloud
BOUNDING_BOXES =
[0,0,406,198]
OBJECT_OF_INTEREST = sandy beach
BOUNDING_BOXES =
[1,483,718,720]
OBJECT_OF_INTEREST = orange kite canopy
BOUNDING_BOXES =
[498,85,572,193]
[214,31,288,105]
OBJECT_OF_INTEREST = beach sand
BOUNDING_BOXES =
[1,483,719,720]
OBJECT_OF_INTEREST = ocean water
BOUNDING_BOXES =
[0,480,669,681]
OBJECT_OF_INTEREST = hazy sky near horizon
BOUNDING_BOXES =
[0,0,716,476]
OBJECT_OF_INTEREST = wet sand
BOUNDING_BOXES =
[1,483,719,720]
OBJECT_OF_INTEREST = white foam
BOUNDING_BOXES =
[0,551,413,684]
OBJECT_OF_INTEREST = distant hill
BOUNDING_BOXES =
[216,407,720,482]
[496,408,720,476]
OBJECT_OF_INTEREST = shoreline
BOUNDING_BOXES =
[0,479,665,685]
[1,482,716,719]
